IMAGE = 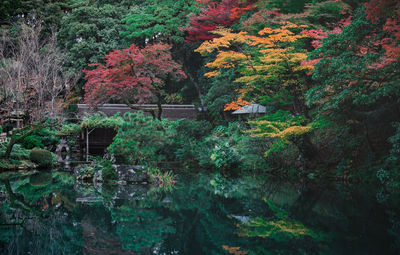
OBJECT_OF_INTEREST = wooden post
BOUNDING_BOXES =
[86,128,95,162]
[86,128,89,162]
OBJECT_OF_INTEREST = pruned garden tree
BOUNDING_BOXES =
[0,21,75,159]
[84,43,187,120]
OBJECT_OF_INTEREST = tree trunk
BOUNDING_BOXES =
[184,70,204,105]
[124,100,156,119]
[156,91,163,120]
[4,121,44,159]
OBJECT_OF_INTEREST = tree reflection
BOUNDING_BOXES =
[0,172,81,255]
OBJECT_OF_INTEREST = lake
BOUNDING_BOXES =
[0,169,399,254]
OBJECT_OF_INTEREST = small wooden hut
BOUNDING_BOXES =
[77,104,198,160]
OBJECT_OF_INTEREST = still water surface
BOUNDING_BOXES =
[0,170,398,254]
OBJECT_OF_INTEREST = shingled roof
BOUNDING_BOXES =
[232,103,266,114]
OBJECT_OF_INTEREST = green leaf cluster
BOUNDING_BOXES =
[107,112,175,166]
[81,113,124,130]
[122,0,194,44]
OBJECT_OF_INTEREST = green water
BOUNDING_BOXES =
[0,170,398,255]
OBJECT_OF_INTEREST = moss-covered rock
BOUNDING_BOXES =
[29,149,54,168]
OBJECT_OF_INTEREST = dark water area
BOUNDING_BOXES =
[0,169,399,255]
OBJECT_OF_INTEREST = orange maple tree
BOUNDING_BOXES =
[196,22,313,113]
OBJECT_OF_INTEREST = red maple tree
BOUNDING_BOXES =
[182,0,255,43]
[364,0,400,67]
[364,0,399,23]
[84,43,186,119]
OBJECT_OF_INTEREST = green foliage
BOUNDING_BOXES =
[380,123,400,192]
[304,0,351,25]
[122,0,194,44]
[81,113,124,130]
[29,149,54,168]
[259,110,308,124]
[203,68,241,123]
[246,110,312,157]
[0,0,394,186]
[58,1,131,75]
[29,171,52,186]
[260,0,314,13]
[148,168,176,192]
[75,163,95,180]
[238,198,325,242]
[57,123,81,136]
[209,172,242,197]
[20,127,59,150]
[307,8,400,115]
[1,0,73,33]
[74,157,117,182]
[15,179,53,203]
[309,116,335,129]
[174,120,212,140]
[170,119,213,164]
[0,143,30,161]
[164,93,184,104]
[166,120,269,172]
[100,159,118,184]
[101,183,118,202]
[108,112,174,166]
[111,204,175,252]
[210,140,243,169]
[199,122,246,171]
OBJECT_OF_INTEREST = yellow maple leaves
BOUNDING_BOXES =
[224,87,252,111]
[205,50,247,71]
[195,22,314,111]
[246,120,311,139]
[195,28,250,54]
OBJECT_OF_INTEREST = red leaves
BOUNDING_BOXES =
[182,0,255,43]
[302,16,352,49]
[382,14,400,61]
[84,43,186,106]
[357,46,368,56]
[362,0,400,69]
[364,0,399,23]
[302,29,328,48]
[230,4,256,20]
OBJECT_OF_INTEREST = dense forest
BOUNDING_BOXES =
[1,0,400,254]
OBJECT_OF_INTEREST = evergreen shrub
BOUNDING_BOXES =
[30,149,54,168]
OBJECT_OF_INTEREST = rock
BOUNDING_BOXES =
[114,165,148,183]
[114,184,148,200]
[93,170,102,183]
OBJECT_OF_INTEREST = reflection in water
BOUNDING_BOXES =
[0,170,399,254]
